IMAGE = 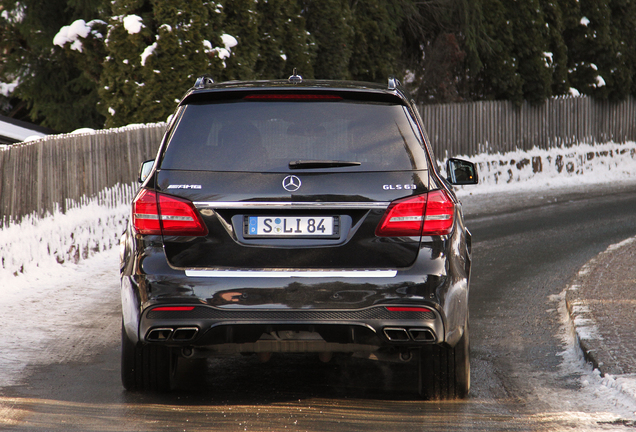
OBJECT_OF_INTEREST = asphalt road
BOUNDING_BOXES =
[3,182,636,431]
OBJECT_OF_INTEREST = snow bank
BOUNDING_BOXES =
[0,183,134,285]
[0,183,134,386]
[451,141,636,196]
[549,289,636,423]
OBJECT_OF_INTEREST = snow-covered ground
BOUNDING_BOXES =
[0,184,132,388]
[1,141,636,426]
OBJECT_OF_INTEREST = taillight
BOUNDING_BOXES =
[132,189,208,236]
[375,190,454,237]
[422,190,455,236]
[133,189,161,234]
[375,195,427,237]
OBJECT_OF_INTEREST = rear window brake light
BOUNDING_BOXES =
[243,94,342,101]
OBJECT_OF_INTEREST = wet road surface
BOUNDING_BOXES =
[3,183,636,431]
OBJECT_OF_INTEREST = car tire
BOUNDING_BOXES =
[418,324,470,400]
[121,322,175,391]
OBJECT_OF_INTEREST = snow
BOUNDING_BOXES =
[452,141,636,198]
[22,135,44,142]
[140,42,157,66]
[581,17,590,26]
[544,52,553,67]
[70,127,95,135]
[221,34,238,50]
[0,183,133,387]
[216,48,231,60]
[2,139,636,424]
[159,24,173,33]
[1,4,25,24]
[122,14,144,35]
[595,75,607,88]
[203,34,239,65]
[0,80,18,97]
[542,288,636,425]
[53,19,92,52]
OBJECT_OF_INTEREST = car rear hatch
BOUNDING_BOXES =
[149,89,435,270]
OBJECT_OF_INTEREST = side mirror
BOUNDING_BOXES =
[138,159,154,183]
[446,158,478,185]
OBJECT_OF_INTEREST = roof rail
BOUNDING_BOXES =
[194,75,215,89]
[388,76,400,90]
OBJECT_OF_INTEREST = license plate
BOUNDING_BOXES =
[246,216,338,237]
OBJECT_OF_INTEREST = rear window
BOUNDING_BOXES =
[160,100,429,172]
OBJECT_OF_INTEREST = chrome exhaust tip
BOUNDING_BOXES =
[383,327,410,341]
[146,328,174,341]
[408,328,436,342]
[172,327,199,341]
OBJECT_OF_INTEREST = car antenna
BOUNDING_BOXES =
[288,68,302,84]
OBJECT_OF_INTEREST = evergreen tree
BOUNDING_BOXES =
[4,0,636,130]
[561,0,588,95]
[541,0,570,96]
[221,0,260,80]
[253,0,314,79]
[99,0,225,127]
[0,0,106,131]
[278,2,315,79]
[563,0,621,99]
[302,0,354,80]
[98,0,155,127]
[470,0,524,103]
[399,0,467,103]
[348,0,402,83]
[137,0,220,121]
[506,0,553,103]
[605,0,636,99]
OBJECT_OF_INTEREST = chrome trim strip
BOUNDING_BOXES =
[193,201,390,210]
[185,269,398,278]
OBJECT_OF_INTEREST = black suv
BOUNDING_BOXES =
[120,73,478,399]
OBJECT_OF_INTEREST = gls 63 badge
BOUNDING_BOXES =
[383,184,417,190]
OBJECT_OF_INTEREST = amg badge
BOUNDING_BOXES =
[167,184,202,190]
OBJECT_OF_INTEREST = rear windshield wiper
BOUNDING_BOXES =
[289,160,362,169]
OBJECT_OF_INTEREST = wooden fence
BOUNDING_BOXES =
[0,125,164,227]
[420,95,636,158]
[1,95,635,227]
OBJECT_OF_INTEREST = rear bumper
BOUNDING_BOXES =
[120,232,471,352]
[138,303,445,352]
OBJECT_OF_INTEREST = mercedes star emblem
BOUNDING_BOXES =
[282,175,301,192]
